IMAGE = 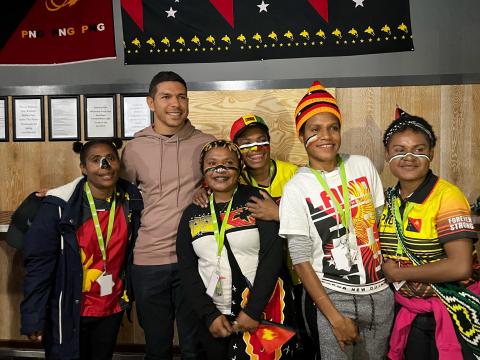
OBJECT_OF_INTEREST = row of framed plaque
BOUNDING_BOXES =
[0,94,153,142]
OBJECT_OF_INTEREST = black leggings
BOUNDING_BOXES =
[404,312,476,360]
[79,312,124,360]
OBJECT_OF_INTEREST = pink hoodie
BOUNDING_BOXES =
[121,120,215,265]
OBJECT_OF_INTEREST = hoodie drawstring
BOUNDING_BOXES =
[176,137,180,207]
[159,140,164,194]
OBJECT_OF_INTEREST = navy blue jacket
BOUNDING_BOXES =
[20,177,143,359]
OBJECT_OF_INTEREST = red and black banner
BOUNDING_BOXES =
[121,0,413,65]
[0,0,115,65]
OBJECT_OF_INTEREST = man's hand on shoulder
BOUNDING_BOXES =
[246,190,279,221]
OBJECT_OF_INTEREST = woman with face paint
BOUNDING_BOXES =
[378,112,480,360]
[20,138,143,360]
[279,82,394,360]
[176,140,297,360]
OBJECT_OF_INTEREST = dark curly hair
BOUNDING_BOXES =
[383,114,437,149]
[73,138,123,164]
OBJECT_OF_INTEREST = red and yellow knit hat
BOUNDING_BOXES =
[294,81,342,135]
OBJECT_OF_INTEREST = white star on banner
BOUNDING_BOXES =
[174,0,179,2]
[257,1,269,13]
[166,7,177,18]
[352,0,364,7]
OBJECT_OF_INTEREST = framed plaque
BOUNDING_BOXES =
[48,96,80,141]
[0,97,7,141]
[13,96,44,141]
[84,95,116,139]
[120,94,152,139]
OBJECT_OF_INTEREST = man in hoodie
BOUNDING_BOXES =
[121,71,215,359]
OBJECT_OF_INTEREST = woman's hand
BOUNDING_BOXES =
[234,311,260,333]
[382,259,402,283]
[246,190,279,221]
[192,186,210,208]
[209,315,233,338]
[330,315,359,351]
[27,331,43,342]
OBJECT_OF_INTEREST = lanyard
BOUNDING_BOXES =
[209,190,236,257]
[310,156,351,233]
[85,182,116,269]
[392,195,414,257]
[246,161,275,194]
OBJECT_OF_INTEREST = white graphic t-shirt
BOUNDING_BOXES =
[279,154,388,295]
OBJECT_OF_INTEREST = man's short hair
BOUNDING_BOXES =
[148,71,187,98]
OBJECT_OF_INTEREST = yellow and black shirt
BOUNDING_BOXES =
[379,170,479,298]
[239,159,298,202]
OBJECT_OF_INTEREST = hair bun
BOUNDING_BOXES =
[111,137,123,150]
[72,141,84,153]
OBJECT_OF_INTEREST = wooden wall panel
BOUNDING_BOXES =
[188,88,309,166]
[0,84,479,344]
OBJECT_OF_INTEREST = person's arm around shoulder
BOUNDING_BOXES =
[21,201,63,341]
[246,189,279,221]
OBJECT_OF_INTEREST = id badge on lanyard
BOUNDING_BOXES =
[310,156,356,271]
[206,190,235,298]
[85,182,116,297]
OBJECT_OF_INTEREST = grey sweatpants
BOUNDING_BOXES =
[315,287,394,360]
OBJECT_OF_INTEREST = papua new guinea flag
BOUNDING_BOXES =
[0,0,115,65]
[121,0,413,64]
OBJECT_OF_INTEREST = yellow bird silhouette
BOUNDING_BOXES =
[284,30,294,41]
[348,28,358,38]
[221,35,231,44]
[300,30,310,40]
[398,23,408,33]
[81,249,103,293]
[261,328,277,341]
[381,25,391,35]
[206,35,215,45]
[364,26,375,36]
[236,34,246,44]
[146,37,156,47]
[332,28,342,39]
[315,29,326,39]
[191,35,201,46]
[161,37,170,47]
[252,33,262,43]
[131,37,141,47]
[268,31,278,42]
[176,37,186,46]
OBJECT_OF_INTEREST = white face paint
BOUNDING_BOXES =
[99,156,112,169]
[387,152,431,164]
[203,164,239,174]
[304,134,319,148]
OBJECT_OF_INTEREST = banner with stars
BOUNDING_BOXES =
[121,0,413,64]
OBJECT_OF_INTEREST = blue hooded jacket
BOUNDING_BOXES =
[20,177,143,359]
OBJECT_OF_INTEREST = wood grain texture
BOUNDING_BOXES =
[0,84,479,343]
